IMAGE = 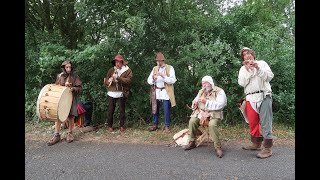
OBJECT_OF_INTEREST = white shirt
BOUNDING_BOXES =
[147,64,177,100]
[192,88,227,119]
[238,60,274,112]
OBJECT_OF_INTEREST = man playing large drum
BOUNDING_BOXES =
[47,60,82,146]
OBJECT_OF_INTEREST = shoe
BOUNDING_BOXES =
[107,127,113,132]
[148,125,158,132]
[256,147,272,159]
[183,141,196,151]
[242,143,261,150]
[47,133,61,146]
[164,126,170,133]
[66,132,74,143]
[215,147,224,158]
[120,127,125,132]
[196,129,203,136]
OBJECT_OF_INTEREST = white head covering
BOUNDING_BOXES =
[202,75,215,87]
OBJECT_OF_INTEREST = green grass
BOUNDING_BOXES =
[25,120,295,146]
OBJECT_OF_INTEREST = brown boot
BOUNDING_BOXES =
[148,124,159,132]
[107,127,113,132]
[196,129,203,136]
[47,133,61,146]
[242,136,263,150]
[66,132,74,143]
[257,139,273,159]
[215,147,224,158]
[163,126,170,133]
[183,141,196,151]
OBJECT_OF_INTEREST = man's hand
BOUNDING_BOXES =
[243,60,259,72]
[198,97,206,104]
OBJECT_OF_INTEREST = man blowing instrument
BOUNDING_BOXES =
[147,52,177,132]
[183,76,227,158]
[103,54,133,133]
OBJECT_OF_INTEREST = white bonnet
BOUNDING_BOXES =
[202,75,215,87]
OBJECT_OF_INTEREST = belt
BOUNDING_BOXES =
[156,86,165,90]
[246,90,263,95]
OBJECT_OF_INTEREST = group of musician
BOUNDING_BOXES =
[46,47,274,159]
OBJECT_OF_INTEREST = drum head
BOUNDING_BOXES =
[57,86,73,122]
[173,129,189,146]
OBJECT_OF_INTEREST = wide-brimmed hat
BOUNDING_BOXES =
[112,54,128,65]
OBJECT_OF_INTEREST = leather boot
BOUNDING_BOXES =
[242,136,263,150]
[47,133,61,146]
[163,126,170,133]
[66,132,74,143]
[257,139,273,159]
[183,141,196,151]
[148,124,159,132]
[215,147,224,158]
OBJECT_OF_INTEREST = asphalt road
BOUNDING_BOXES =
[25,139,295,180]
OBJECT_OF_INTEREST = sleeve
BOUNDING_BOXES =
[71,75,82,95]
[55,73,62,85]
[118,68,133,85]
[147,67,155,85]
[163,65,177,85]
[256,60,274,82]
[238,66,251,88]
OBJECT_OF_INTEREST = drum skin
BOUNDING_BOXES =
[36,84,72,122]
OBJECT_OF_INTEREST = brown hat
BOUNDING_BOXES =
[112,54,128,65]
[155,52,165,61]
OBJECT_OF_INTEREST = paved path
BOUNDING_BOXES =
[25,139,295,180]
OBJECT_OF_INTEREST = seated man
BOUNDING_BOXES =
[183,76,227,158]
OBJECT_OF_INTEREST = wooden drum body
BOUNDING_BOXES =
[36,84,72,122]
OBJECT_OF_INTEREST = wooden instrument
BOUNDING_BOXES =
[36,84,73,122]
[108,66,118,87]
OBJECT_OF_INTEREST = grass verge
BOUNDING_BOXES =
[25,120,295,146]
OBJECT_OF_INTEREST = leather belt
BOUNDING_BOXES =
[156,86,165,90]
[246,90,263,95]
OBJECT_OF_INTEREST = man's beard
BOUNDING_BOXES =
[204,86,212,92]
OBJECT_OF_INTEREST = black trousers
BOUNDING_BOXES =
[107,95,127,128]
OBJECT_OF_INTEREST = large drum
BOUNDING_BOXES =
[36,84,73,122]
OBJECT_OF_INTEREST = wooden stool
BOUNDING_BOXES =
[196,125,210,147]
[75,114,85,128]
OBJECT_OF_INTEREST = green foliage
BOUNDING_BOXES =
[25,0,295,127]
